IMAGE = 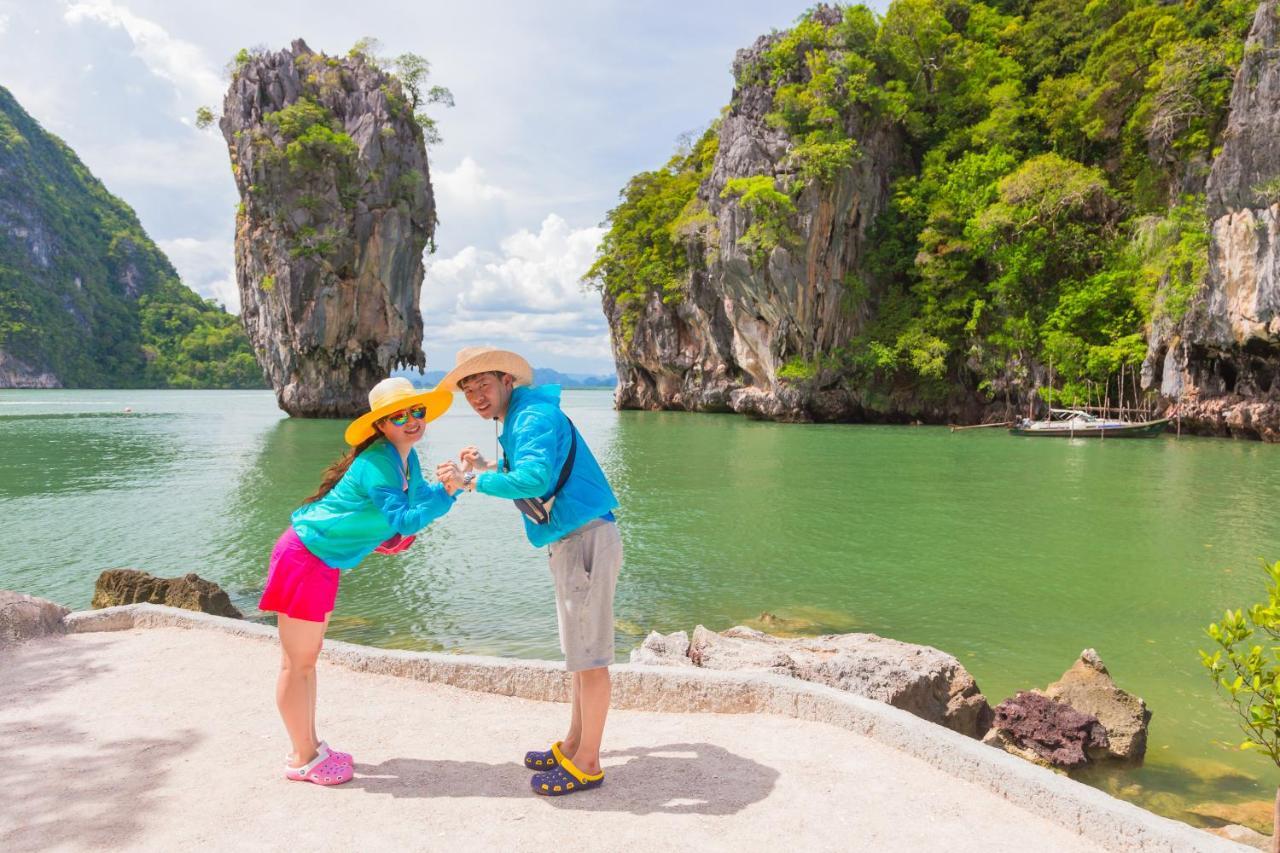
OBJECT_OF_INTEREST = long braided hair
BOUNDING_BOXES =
[302,431,381,504]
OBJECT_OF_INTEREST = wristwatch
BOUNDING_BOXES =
[461,471,476,490]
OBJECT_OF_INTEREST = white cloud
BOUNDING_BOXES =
[422,214,611,360]
[433,156,510,210]
[425,214,604,315]
[158,234,238,311]
[0,14,10,36]
[463,214,604,313]
[63,0,222,106]
[91,134,228,189]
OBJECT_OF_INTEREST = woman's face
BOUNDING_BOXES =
[377,405,428,446]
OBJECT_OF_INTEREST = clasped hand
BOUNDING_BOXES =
[435,446,495,494]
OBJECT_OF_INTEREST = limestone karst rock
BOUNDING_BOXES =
[603,4,1279,436]
[219,40,435,416]
[602,7,906,422]
[1143,0,1280,440]
[0,86,259,390]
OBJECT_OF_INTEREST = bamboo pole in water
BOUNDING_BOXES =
[1119,367,1125,422]
[1028,364,1034,422]
[1048,356,1053,412]
[1102,390,1109,441]
[1130,363,1140,418]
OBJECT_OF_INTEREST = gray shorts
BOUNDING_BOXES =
[548,519,621,672]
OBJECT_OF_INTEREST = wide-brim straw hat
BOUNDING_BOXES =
[438,346,534,392]
[344,376,453,446]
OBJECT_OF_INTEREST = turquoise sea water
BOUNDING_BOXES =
[2,388,1278,825]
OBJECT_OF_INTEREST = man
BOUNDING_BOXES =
[436,346,621,797]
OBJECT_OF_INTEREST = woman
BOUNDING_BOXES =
[258,377,456,785]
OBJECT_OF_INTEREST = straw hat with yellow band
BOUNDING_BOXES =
[437,346,534,392]
[344,376,452,446]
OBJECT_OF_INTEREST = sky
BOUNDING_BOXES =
[0,0,889,375]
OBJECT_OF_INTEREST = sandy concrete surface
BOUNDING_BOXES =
[0,627,1122,853]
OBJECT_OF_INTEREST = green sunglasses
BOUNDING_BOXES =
[384,405,427,427]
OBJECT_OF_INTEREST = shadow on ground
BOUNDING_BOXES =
[0,635,113,699]
[348,742,779,815]
[0,637,202,852]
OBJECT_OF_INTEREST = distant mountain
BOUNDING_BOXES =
[394,366,616,389]
[0,85,263,389]
[533,368,616,388]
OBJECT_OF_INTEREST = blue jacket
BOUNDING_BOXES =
[475,385,618,547]
[291,439,456,569]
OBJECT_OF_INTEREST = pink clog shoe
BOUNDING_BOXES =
[285,749,353,786]
[318,740,352,765]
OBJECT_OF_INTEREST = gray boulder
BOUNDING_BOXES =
[0,590,69,645]
[633,625,993,738]
[92,569,243,619]
[631,630,693,667]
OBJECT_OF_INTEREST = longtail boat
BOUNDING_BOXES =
[1009,408,1169,438]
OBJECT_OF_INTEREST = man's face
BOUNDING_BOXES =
[459,371,514,420]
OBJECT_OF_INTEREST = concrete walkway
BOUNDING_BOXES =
[0,612,1246,852]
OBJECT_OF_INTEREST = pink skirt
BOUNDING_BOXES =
[258,527,340,622]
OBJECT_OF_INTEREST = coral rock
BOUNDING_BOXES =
[985,691,1108,769]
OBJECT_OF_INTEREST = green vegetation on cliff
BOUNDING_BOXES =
[0,86,262,388]
[589,0,1255,406]
[585,125,718,343]
[219,39,452,266]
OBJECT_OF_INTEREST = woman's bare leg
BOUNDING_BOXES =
[277,613,327,766]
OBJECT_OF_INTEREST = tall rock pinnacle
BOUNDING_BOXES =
[219,39,435,417]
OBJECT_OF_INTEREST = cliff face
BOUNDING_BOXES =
[1145,0,1280,440]
[220,40,435,417]
[604,18,906,422]
[603,3,1270,434]
[0,86,258,389]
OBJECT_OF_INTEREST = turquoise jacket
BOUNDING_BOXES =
[476,385,619,548]
[291,438,456,569]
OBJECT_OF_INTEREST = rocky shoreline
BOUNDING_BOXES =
[1,575,1268,848]
[633,626,1153,773]
[1,592,1261,850]
[84,569,1148,772]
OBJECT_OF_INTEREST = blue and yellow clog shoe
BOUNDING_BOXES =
[531,752,604,796]
[524,740,565,771]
